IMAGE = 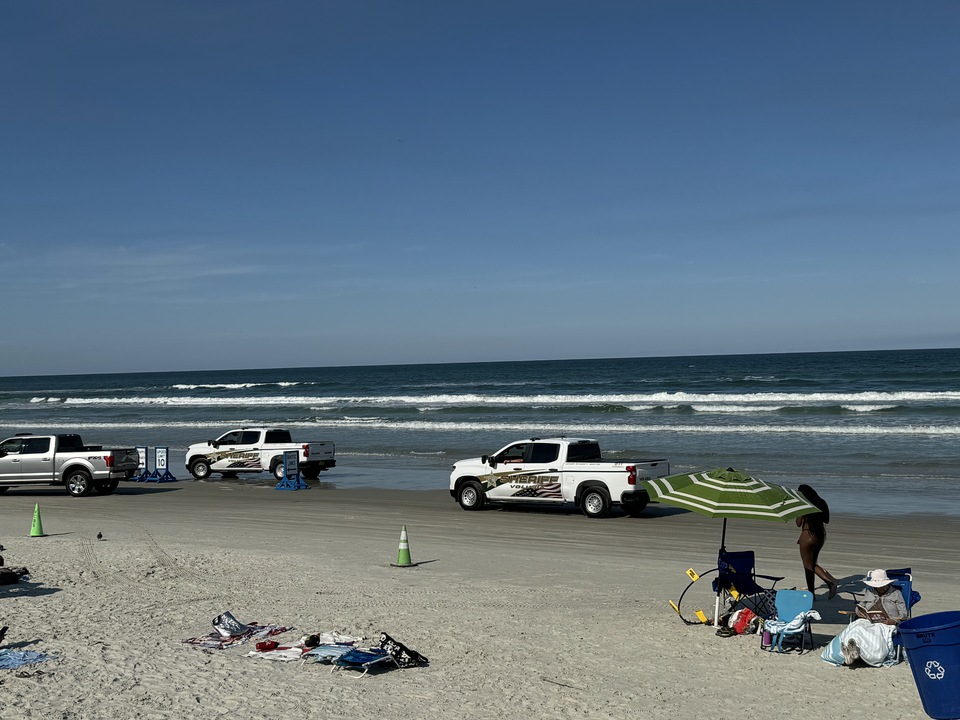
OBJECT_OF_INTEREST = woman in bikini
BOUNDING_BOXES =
[796,484,838,599]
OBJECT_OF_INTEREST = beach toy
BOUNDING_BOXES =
[390,525,414,568]
[30,503,45,538]
[899,611,960,719]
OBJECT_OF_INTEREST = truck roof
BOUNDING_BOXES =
[525,437,597,444]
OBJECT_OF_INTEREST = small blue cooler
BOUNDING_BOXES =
[899,611,960,719]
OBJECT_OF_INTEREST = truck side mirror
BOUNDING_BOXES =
[0,450,6,458]
[208,440,219,449]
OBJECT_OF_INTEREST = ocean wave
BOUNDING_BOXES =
[45,390,960,408]
[841,404,898,412]
[3,419,959,437]
[171,382,301,390]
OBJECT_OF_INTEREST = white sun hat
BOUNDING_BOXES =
[864,569,895,588]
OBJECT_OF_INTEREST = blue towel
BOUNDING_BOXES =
[0,649,56,670]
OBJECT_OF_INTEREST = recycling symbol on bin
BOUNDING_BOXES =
[924,661,945,680]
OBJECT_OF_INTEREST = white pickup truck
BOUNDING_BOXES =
[449,437,669,518]
[185,428,336,481]
[0,433,140,497]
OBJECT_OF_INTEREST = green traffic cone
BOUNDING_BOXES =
[30,503,45,537]
[390,525,414,567]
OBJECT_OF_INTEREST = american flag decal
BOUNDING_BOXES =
[512,483,563,499]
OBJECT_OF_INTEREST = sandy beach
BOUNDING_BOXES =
[1,480,956,719]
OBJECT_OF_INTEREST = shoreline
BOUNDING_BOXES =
[2,481,954,719]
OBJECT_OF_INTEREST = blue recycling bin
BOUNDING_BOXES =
[899,611,960,720]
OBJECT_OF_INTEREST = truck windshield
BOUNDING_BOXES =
[566,443,602,462]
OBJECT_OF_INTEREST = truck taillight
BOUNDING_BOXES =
[626,465,636,485]
[105,455,114,468]
[302,444,309,458]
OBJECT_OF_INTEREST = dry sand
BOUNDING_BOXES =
[1,480,956,719]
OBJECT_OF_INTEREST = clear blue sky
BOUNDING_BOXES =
[3,1,958,377]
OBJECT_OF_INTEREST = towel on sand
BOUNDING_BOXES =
[183,611,291,650]
[0,649,56,670]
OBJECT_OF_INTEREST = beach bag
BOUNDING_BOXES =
[378,632,429,668]
[729,608,759,635]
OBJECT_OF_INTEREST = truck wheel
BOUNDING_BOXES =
[581,488,611,518]
[271,460,286,482]
[301,467,321,480]
[457,481,486,511]
[0,487,9,494]
[94,480,119,495]
[65,469,93,497]
[189,459,212,480]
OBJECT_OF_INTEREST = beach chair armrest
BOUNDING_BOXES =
[756,573,785,585]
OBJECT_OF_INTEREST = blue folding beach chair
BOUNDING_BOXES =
[331,647,398,677]
[888,568,920,662]
[842,567,921,664]
[766,589,815,654]
[713,549,783,620]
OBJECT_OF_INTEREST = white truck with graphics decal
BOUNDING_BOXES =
[449,437,669,518]
[185,428,335,481]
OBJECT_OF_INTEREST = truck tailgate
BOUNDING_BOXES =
[112,448,140,470]
[306,441,335,461]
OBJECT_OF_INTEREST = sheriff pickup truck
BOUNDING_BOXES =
[449,437,669,518]
[185,428,336,481]
[0,433,140,497]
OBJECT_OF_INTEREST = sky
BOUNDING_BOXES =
[2,1,959,377]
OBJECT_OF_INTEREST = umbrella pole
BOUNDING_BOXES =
[714,518,728,626]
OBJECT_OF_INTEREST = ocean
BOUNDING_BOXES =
[2,348,958,516]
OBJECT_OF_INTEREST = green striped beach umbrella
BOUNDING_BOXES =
[642,468,819,624]
[642,467,817,532]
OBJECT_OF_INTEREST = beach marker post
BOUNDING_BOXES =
[134,446,149,481]
[390,525,415,568]
[30,503,45,537]
[152,447,177,482]
[275,450,308,491]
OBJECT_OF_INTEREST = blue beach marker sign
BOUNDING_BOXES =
[152,446,177,482]
[135,446,148,481]
[275,450,308,491]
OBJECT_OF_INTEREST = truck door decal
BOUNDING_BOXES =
[481,470,562,499]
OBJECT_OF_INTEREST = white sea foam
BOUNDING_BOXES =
[841,404,898,412]
[4,419,958,437]
[689,404,782,413]
[53,390,960,408]
[171,382,301,390]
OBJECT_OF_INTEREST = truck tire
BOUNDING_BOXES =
[581,487,611,518]
[0,487,9,494]
[300,466,321,480]
[189,458,212,480]
[64,469,93,497]
[271,460,286,482]
[457,480,486,511]
[94,480,120,495]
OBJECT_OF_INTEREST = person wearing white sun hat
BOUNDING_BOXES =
[821,568,908,667]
